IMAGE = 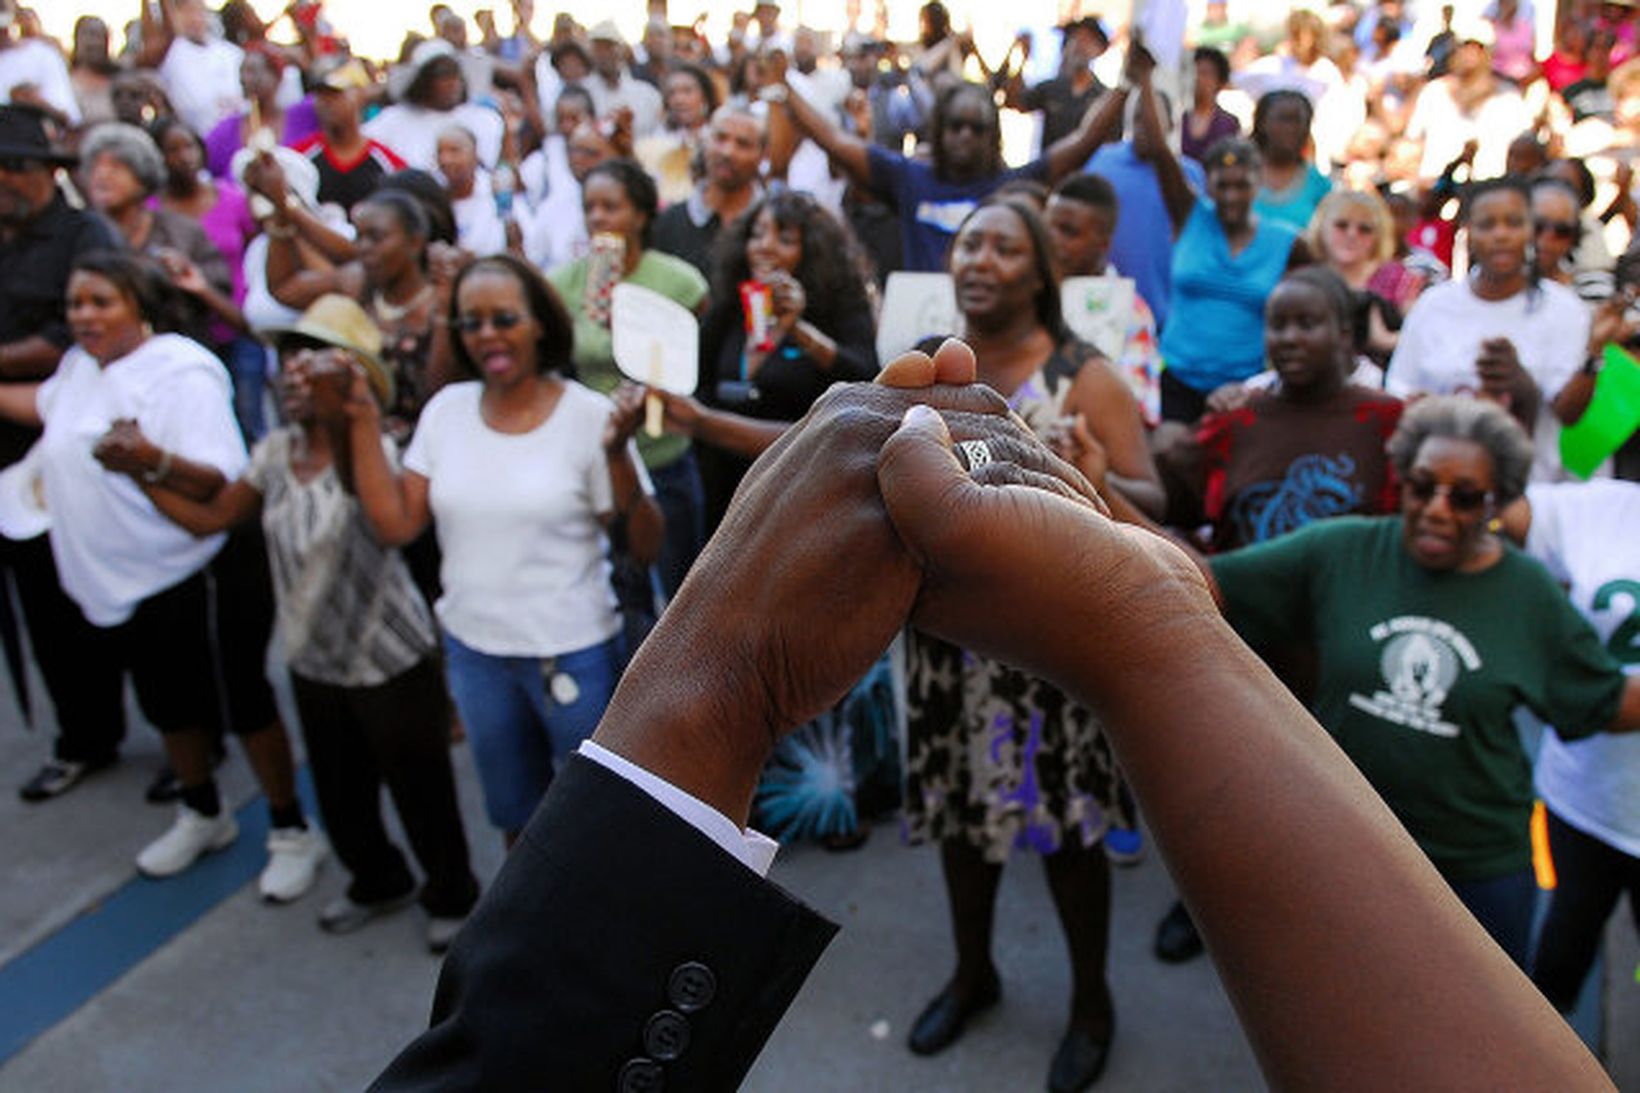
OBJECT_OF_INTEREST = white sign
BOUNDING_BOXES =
[876,272,959,363]
[611,282,700,395]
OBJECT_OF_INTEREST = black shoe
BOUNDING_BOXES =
[1047,1017,1115,1093]
[907,977,1001,1056]
[19,756,115,802]
[1154,901,1204,964]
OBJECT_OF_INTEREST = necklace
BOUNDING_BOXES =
[372,283,432,324]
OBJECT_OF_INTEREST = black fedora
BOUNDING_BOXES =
[0,105,78,167]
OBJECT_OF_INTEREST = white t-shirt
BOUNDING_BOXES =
[1526,479,1640,857]
[448,172,507,257]
[403,380,651,657]
[1386,278,1591,481]
[585,72,663,138]
[36,335,248,626]
[363,102,504,173]
[0,39,80,123]
[1404,78,1530,182]
[159,36,245,138]
[522,177,587,273]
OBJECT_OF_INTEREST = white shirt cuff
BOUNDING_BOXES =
[578,740,780,877]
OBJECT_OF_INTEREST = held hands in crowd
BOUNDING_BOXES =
[91,418,162,478]
[593,339,1208,823]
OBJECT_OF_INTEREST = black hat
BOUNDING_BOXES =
[0,105,77,167]
[1058,16,1111,46]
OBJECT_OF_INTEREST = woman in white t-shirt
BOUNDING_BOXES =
[1387,177,1596,481]
[0,252,322,892]
[338,254,663,842]
[1500,480,1640,1012]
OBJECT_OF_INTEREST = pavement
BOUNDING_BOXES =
[0,654,1635,1092]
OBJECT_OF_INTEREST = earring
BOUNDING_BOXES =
[140,322,154,338]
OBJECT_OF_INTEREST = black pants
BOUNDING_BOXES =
[2,535,125,764]
[291,657,479,917]
[1530,809,1640,1011]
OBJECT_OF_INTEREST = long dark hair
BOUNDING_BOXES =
[446,254,577,380]
[710,191,872,334]
[667,62,720,124]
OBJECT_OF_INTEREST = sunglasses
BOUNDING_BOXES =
[0,156,43,173]
[1534,219,1577,241]
[1330,220,1374,236]
[1403,475,1493,512]
[944,118,991,136]
[452,311,526,334]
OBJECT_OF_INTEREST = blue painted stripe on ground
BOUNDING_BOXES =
[0,773,316,1064]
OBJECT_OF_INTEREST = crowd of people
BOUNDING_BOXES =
[2,0,1639,1088]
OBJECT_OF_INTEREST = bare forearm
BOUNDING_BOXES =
[777,93,869,186]
[0,382,43,427]
[1105,471,1166,522]
[0,337,66,381]
[1056,584,1612,1090]
[694,407,790,460]
[1609,675,1640,733]
[347,415,423,544]
[1552,370,1595,425]
[1044,86,1127,183]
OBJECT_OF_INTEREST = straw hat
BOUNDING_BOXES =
[259,295,396,407]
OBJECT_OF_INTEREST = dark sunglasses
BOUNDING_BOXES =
[944,118,991,136]
[452,311,526,334]
[1535,219,1577,241]
[1403,475,1493,512]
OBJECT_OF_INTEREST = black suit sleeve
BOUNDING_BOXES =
[370,754,838,1092]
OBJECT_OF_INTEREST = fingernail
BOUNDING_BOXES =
[901,404,938,428]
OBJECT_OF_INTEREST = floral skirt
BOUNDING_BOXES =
[902,630,1130,863]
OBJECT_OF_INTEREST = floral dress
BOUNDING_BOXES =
[903,337,1133,861]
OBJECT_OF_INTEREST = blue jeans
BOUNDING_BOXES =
[223,335,271,441]
[1447,866,1538,968]
[649,449,704,601]
[442,632,623,833]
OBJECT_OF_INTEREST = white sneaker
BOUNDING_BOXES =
[136,806,239,877]
[260,825,327,903]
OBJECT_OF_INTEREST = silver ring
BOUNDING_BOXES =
[957,440,994,473]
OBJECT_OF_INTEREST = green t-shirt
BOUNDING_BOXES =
[548,250,709,470]
[1212,516,1625,881]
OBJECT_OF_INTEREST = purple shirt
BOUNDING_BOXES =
[1179,106,1241,165]
[203,97,321,179]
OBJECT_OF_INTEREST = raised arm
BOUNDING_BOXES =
[317,364,430,546]
[1126,47,1194,235]
[1042,85,1128,184]
[137,0,174,70]
[770,77,871,188]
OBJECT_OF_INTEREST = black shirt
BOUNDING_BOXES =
[1020,75,1104,151]
[295,134,407,214]
[651,193,722,283]
[0,189,124,465]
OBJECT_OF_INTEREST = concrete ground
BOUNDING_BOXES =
[0,662,1635,1092]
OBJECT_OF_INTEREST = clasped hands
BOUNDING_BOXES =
[594,339,1212,821]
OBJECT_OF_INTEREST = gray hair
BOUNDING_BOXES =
[82,122,166,195]
[1386,396,1535,505]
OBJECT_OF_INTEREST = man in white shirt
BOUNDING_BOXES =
[585,20,663,138]
[138,0,245,137]
[0,0,79,126]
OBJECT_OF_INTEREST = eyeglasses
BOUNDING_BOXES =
[944,118,991,136]
[452,311,526,334]
[1330,220,1375,237]
[1534,219,1577,241]
[1402,475,1493,512]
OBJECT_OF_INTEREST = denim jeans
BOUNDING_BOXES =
[1447,866,1538,968]
[441,631,623,833]
[223,335,271,442]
